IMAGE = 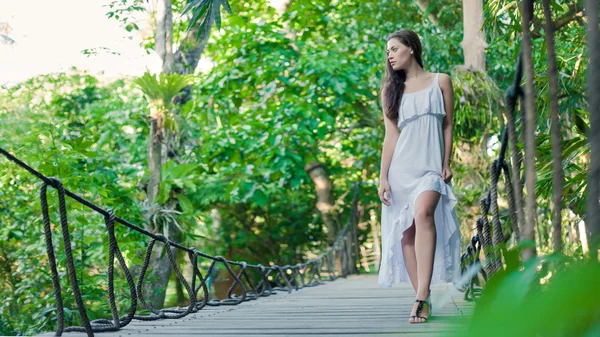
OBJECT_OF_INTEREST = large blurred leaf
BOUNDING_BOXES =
[456,255,600,337]
[182,0,232,40]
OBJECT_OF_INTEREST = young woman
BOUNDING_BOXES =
[377,29,461,324]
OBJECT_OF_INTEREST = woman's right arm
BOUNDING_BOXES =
[379,102,399,206]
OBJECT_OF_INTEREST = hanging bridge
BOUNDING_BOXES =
[1,147,475,337]
[1,0,597,336]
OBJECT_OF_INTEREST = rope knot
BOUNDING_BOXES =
[105,209,116,222]
[48,177,63,189]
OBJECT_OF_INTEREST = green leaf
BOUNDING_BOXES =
[182,0,204,16]
[187,0,210,31]
[178,194,194,214]
[253,188,268,207]
[157,183,171,204]
[196,4,213,41]
[572,109,589,135]
[133,72,194,108]
[221,0,232,14]
[213,0,222,30]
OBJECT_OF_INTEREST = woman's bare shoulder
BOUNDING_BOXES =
[437,73,453,90]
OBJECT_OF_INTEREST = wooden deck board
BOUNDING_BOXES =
[37,274,473,337]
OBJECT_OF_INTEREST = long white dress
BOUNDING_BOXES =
[378,73,461,288]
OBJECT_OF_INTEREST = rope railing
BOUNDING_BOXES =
[459,0,534,301]
[0,146,360,337]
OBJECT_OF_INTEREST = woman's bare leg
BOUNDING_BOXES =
[401,222,418,292]
[409,190,440,323]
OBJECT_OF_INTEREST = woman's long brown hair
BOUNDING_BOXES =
[381,29,424,120]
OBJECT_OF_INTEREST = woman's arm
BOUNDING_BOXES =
[439,73,455,182]
[380,113,400,181]
[379,95,400,205]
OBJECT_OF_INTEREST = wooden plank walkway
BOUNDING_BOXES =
[39,274,473,337]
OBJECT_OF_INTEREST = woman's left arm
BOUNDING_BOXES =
[439,73,455,183]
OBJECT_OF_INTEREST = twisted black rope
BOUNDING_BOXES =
[459,0,535,301]
[40,179,93,336]
[0,146,360,337]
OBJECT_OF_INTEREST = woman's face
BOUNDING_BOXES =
[386,38,412,71]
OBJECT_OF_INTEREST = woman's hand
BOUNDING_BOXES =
[379,179,392,206]
[442,165,453,183]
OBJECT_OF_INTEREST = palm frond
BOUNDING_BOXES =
[133,72,194,107]
[182,0,232,40]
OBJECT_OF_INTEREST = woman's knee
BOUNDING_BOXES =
[414,208,435,226]
[414,191,439,227]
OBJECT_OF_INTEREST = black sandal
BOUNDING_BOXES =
[409,299,430,323]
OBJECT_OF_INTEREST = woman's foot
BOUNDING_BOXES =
[408,299,430,323]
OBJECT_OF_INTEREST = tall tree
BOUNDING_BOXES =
[108,0,231,309]
[461,0,487,71]
[542,0,564,253]
[520,0,538,261]
[136,72,193,309]
[155,0,175,73]
[585,0,599,258]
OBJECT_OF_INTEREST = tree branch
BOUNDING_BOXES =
[173,22,209,75]
[353,101,378,127]
[532,2,584,38]
[415,0,439,26]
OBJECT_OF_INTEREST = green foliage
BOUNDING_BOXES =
[454,252,600,337]
[0,0,592,334]
[183,0,232,40]
[0,72,149,335]
[451,67,504,141]
[133,72,195,109]
[481,0,589,252]
[105,0,146,32]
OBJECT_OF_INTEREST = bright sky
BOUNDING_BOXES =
[0,0,161,86]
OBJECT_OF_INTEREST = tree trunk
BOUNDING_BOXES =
[142,113,175,309]
[156,0,174,73]
[173,24,209,75]
[168,3,214,160]
[171,225,186,306]
[543,0,564,254]
[346,182,360,275]
[369,208,382,271]
[585,0,600,259]
[520,0,538,262]
[147,119,163,206]
[305,162,339,245]
[141,0,176,309]
[461,0,487,71]
[141,0,218,310]
[148,0,215,308]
